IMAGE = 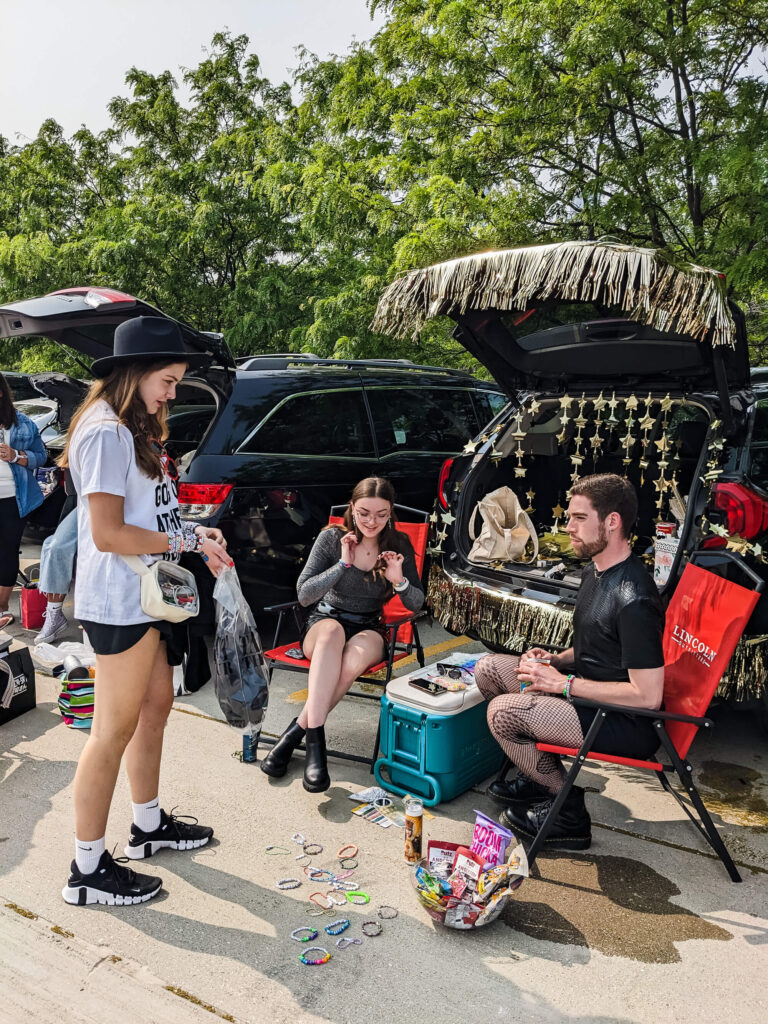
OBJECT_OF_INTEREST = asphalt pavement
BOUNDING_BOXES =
[1,541,767,1024]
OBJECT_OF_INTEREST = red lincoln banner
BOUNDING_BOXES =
[662,562,760,758]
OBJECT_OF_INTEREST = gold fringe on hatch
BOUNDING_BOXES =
[427,564,765,699]
[372,240,735,348]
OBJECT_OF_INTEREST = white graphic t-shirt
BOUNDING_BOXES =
[0,426,16,499]
[68,399,181,624]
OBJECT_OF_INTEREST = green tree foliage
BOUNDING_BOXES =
[2,7,768,373]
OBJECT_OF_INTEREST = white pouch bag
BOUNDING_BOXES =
[468,486,539,564]
[121,556,199,623]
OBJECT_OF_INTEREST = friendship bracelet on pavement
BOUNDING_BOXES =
[290,927,318,943]
[299,946,331,965]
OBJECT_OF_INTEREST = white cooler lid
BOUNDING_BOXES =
[385,653,486,715]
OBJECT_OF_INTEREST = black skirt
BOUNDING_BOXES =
[574,704,661,760]
[80,619,187,667]
[300,600,388,657]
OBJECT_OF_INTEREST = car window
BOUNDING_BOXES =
[472,390,508,426]
[749,400,768,488]
[241,389,375,456]
[367,387,482,455]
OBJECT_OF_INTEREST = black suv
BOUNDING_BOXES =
[371,241,768,708]
[0,287,505,613]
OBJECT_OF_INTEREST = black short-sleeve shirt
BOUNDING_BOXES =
[572,554,665,682]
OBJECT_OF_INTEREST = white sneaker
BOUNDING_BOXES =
[35,607,69,645]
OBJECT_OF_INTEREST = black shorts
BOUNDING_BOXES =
[575,704,660,760]
[300,600,388,658]
[80,619,187,667]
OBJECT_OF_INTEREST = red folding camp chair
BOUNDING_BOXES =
[494,550,762,882]
[261,504,429,768]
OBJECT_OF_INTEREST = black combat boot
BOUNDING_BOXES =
[501,786,592,851]
[303,725,331,793]
[487,772,553,807]
[259,718,305,778]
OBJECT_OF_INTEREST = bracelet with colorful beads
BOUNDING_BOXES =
[299,946,331,965]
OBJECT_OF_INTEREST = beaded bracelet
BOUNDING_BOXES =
[338,559,352,569]
[303,842,323,856]
[291,832,306,846]
[290,927,318,943]
[345,891,370,905]
[276,878,301,890]
[361,920,383,937]
[305,867,335,882]
[337,844,358,860]
[309,892,334,910]
[339,857,358,871]
[299,946,331,966]
[325,891,348,907]
[392,578,409,592]
[378,906,398,920]
[324,918,350,936]
[336,936,362,949]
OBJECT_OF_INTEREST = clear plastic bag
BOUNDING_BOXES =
[212,567,270,751]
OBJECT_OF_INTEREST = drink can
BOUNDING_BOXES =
[656,522,676,537]
[404,797,423,863]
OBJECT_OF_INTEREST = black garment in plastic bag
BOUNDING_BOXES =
[212,567,270,749]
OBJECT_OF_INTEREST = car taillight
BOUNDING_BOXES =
[437,458,455,510]
[178,483,232,520]
[710,482,768,539]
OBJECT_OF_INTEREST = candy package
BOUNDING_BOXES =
[470,810,513,869]
[427,840,461,877]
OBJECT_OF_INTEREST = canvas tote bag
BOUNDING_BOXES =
[468,486,539,564]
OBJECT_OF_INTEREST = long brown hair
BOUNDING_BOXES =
[58,359,184,481]
[0,373,18,429]
[325,477,410,572]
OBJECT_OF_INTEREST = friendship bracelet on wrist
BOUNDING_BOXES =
[392,578,409,592]
[562,674,575,700]
[338,558,352,569]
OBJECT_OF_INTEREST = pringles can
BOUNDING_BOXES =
[404,797,423,863]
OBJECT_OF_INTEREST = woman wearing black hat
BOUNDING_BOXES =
[58,316,232,907]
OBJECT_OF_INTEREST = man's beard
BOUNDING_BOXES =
[574,523,609,560]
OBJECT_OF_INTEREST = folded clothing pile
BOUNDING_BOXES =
[57,665,95,730]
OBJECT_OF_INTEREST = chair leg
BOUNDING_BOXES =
[526,710,608,870]
[413,622,425,667]
[370,718,382,774]
[655,727,742,883]
[493,756,512,786]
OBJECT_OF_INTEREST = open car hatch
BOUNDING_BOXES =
[0,287,235,375]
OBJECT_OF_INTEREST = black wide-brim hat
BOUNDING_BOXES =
[90,316,211,378]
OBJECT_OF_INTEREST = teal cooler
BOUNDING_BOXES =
[374,671,504,806]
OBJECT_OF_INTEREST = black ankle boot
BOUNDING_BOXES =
[303,725,330,793]
[501,786,592,851]
[260,718,305,778]
[487,773,552,807]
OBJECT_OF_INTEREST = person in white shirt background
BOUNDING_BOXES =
[0,371,48,630]
[58,317,232,908]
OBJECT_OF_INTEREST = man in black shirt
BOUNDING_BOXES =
[475,474,665,849]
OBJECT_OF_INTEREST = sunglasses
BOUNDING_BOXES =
[148,438,179,481]
[436,663,468,679]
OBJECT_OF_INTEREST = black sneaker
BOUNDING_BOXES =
[500,786,592,851]
[124,808,213,860]
[62,850,162,906]
[487,773,553,807]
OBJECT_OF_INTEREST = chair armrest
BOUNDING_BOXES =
[264,600,300,613]
[569,695,712,728]
[382,609,427,628]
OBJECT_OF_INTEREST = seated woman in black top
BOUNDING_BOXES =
[260,476,424,792]
[474,474,665,851]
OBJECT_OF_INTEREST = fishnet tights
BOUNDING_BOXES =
[474,654,584,793]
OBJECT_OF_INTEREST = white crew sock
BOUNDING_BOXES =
[75,836,105,875]
[132,797,162,833]
[47,601,64,613]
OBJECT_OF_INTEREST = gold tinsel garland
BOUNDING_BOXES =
[427,564,766,700]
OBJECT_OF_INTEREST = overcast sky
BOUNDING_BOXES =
[1,0,384,141]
